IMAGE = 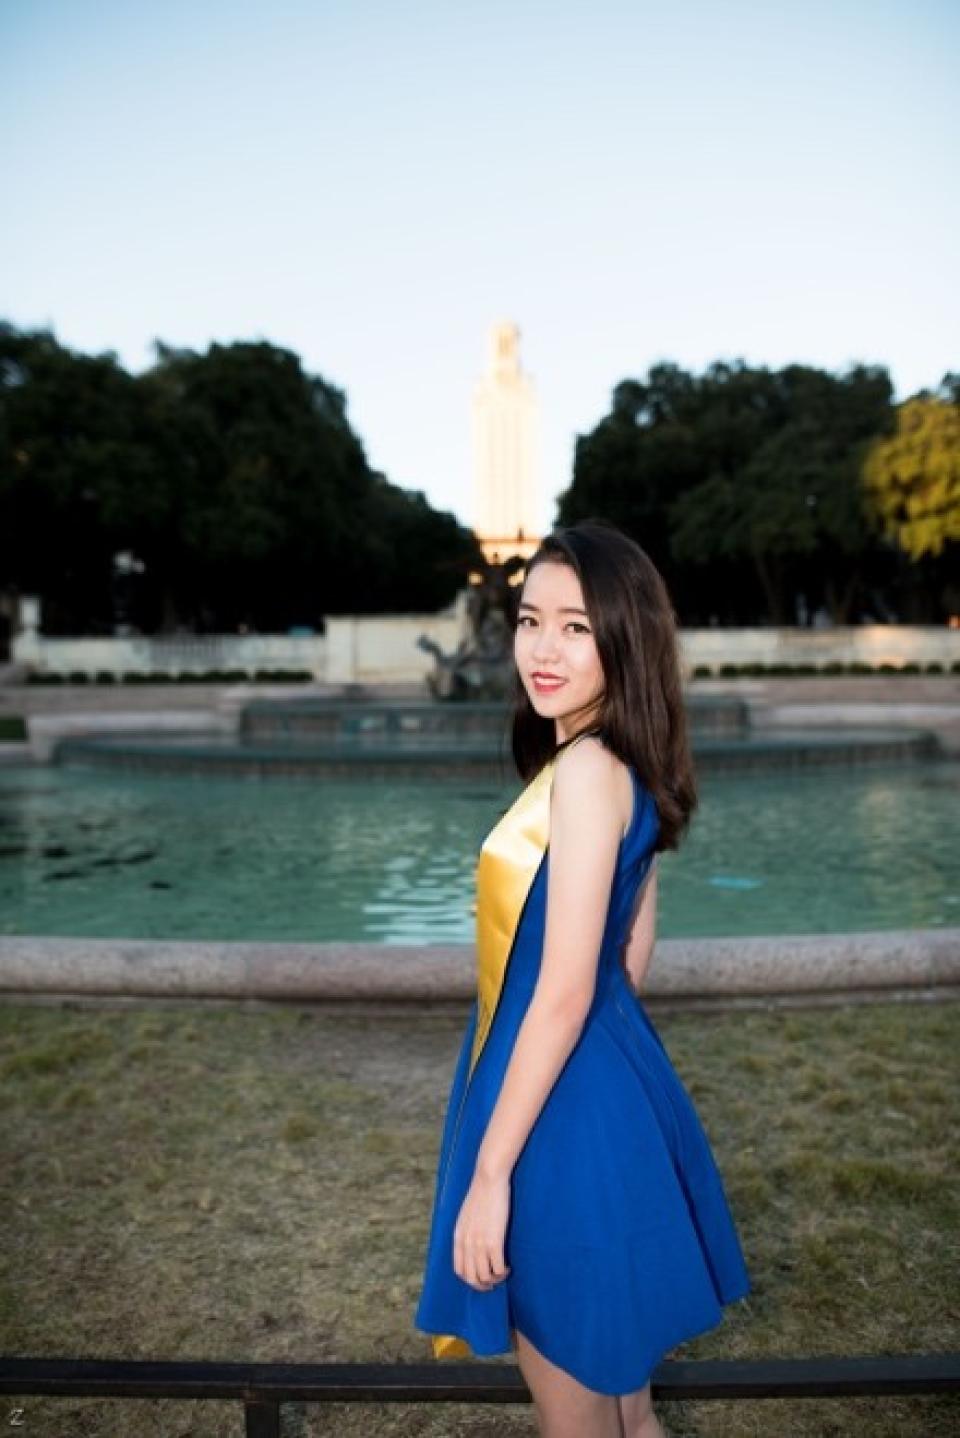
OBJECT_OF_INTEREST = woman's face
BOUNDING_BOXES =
[514,559,605,741]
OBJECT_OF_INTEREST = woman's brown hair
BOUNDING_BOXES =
[509,518,697,852]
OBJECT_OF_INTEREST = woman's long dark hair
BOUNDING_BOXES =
[509,518,697,851]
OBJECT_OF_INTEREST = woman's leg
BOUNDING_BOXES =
[617,1383,666,1438]
[512,1328,624,1438]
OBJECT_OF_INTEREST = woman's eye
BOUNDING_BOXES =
[516,617,590,634]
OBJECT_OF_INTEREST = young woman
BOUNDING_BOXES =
[415,519,751,1438]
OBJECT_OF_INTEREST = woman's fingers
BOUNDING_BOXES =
[490,1244,510,1281]
[473,1243,496,1288]
[479,1242,508,1284]
[452,1175,512,1290]
[453,1230,510,1289]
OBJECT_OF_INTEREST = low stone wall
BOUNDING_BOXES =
[684,624,958,671]
[10,599,469,685]
[1,930,956,1006]
[323,613,466,683]
[10,622,447,684]
[11,609,960,685]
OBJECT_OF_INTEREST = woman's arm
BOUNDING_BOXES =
[621,857,658,995]
[453,739,626,1290]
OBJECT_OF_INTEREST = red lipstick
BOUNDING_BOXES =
[531,673,566,693]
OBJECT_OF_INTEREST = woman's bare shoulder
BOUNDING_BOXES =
[553,735,633,838]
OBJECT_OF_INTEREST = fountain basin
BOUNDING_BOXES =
[53,723,940,779]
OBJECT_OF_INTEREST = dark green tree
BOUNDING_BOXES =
[0,323,157,632]
[0,324,480,632]
[563,359,899,623]
[669,364,894,623]
[136,338,480,629]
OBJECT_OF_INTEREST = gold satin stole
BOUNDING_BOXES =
[432,736,591,1359]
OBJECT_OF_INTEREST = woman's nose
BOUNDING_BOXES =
[532,627,560,661]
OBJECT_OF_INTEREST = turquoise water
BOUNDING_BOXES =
[0,760,958,942]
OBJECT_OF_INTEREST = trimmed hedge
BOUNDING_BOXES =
[0,716,28,741]
[25,669,316,685]
[688,661,960,677]
[25,662,959,684]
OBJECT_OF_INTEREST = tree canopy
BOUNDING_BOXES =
[560,359,958,623]
[0,324,481,633]
[862,383,960,561]
[3,325,955,633]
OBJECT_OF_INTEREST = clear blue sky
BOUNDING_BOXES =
[3,0,957,532]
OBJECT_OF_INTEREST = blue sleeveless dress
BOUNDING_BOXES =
[414,763,751,1396]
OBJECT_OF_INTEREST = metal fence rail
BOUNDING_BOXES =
[2,1352,959,1436]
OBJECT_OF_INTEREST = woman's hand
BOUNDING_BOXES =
[453,1169,511,1291]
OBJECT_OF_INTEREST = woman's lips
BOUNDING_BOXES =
[531,675,566,694]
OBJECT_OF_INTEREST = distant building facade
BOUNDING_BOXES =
[472,321,541,564]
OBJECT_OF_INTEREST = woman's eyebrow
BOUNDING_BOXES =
[517,602,589,615]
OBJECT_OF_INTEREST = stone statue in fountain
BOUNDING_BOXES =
[417,554,527,701]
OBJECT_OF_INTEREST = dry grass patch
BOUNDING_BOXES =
[0,995,957,1436]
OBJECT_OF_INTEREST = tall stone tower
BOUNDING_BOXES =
[472,321,541,564]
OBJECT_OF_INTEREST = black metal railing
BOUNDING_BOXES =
[2,1352,959,1435]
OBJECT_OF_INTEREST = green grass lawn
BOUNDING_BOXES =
[1,995,957,1436]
